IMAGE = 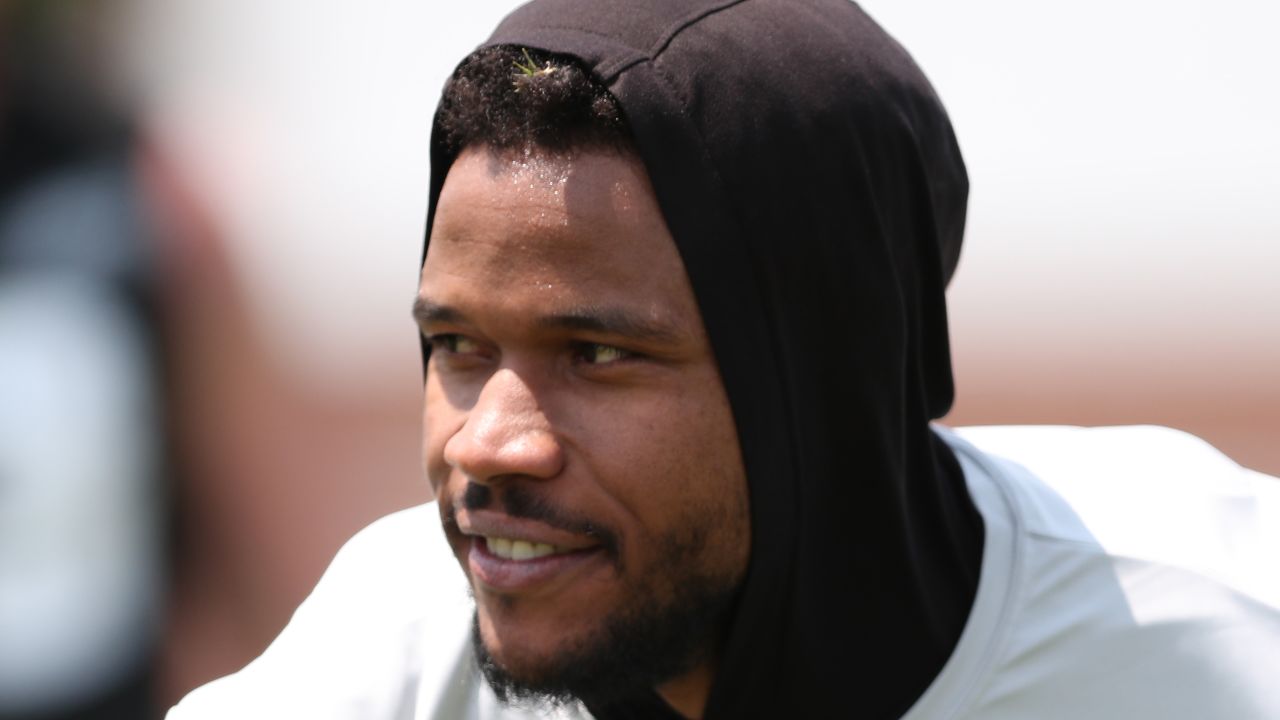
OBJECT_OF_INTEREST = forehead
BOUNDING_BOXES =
[421,147,698,325]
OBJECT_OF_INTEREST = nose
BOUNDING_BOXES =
[442,368,565,483]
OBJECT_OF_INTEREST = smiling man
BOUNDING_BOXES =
[419,143,748,713]
[169,0,1280,718]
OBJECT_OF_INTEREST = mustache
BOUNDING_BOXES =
[450,482,619,556]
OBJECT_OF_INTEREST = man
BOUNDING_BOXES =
[169,0,1280,718]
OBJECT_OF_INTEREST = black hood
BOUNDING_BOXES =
[423,0,983,716]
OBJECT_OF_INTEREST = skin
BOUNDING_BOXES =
[417,146,750,718]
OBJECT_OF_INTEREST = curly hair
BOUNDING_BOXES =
[435,45,634,155]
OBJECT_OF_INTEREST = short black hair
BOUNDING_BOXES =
[436,45,634,155]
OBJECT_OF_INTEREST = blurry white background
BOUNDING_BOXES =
[868,0,1280,464]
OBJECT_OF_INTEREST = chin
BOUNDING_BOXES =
[471,609,604,707]
[475,596,596,679]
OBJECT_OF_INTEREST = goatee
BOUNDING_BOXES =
[471,542,739,711]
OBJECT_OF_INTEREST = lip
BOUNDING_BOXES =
[457,509,608,595]
[468,537,605,594]
[457,509,600,551]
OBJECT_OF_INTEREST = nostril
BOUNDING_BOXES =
[463,482,493,510]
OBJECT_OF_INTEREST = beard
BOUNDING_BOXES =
[470,518,742,712]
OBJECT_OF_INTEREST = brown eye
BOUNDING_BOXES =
[575,343,631,365]
[428,334,481,355]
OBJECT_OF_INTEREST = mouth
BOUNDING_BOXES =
[482,535,574,561]
[457,510,610,595]
[468,534,607,594]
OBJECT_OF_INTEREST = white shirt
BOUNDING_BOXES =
[169,426,1280,719]
[909,426,1280,719]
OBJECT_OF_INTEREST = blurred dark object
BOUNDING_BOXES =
[0,2,130,198]
[1,2,162,718]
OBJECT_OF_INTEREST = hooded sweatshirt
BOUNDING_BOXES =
[422,1,983,717]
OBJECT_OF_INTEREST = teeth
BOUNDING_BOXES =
[491,537,512,557]
[512,540,534,560]
[485,536,561,560]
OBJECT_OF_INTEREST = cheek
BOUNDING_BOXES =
[422,370,463,494]
[664,374,751,560]
[584,370,749,547]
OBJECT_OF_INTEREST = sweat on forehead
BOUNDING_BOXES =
[421,145,701,349]
[430,145,659,249]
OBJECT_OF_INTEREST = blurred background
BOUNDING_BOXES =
[0,0,1274,717]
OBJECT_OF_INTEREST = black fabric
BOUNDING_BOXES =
[423,0,984,717]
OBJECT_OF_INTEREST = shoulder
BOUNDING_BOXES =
[952,423,1258,477]
[936,425,1280,719]
[949,425,1279,594]
[950,424,1279,603]
[167,503,476,720]
[951,423,1258,484]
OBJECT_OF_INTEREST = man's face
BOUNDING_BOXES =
[418,146,750,701]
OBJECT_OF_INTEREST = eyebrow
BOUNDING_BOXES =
[540,307,687,345]
[412,297,465,326]
[412,297,687,345]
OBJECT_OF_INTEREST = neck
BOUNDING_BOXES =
[656,663,715,719]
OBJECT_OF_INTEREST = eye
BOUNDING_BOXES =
[427,333,482,356]
[574,342,633,365]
